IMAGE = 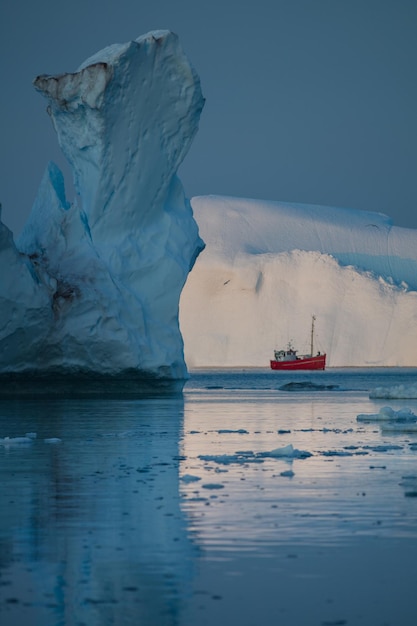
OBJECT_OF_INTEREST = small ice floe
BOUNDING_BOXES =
[199,452,263,465]
[202,483,224,489]
[25,432,37,439]
[370,384,417,399]
[280,469,295,478]
[362,444,403,452]
[257,444,312,459]
[199,444,312,465]
[217,429,248,434]
[44,438,62,444]
[180,474,201,483]
[357,406,417,423]
[0,436,34,446]
[381,422,417,433]
[279,381,339,391]
[321,450,354,457]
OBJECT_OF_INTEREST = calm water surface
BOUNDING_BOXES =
[1,368,417,625]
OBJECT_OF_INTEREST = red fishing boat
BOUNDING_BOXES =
[270,316,326,371]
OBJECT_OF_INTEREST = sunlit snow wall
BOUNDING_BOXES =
[180,196,417,367]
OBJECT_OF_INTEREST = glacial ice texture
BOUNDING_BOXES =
[181,196,417,367]
[0,31,204,391]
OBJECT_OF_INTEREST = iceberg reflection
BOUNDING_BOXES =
[0,396,196,626]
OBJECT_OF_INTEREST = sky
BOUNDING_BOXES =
[1,0,416,236]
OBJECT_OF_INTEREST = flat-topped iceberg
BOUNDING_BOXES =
[180,195,417,367]
[0,31,204,394]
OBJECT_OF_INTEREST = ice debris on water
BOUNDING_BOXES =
[257,444,312,459]
[279,381,339,392]
[381,422,417,433]
[0,433,62,446]
[199,453,262,465]
[0,436,34,446]
[357,406,417,422]
[321,450,355,457]
[370,384,417,399]
[217,429,248,434]
[199,444,312,465]
[180,474,201,483]
[202,483,225,490]
[362,444,403,452]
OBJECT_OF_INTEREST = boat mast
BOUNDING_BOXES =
[310,315,316,356]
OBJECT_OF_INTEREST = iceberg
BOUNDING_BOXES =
[0,31,204,394]
[180,196,417,366]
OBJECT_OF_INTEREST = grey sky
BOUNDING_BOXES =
[1,0,416,235]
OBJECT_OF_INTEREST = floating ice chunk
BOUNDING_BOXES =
[44,438,62,444]
[370,384,417,399]
[25,432,37,439]
[380,423,417,433]
[199,454,237,465]
[217,429,248,434]
[362,444,403,452]
[280,469,295,477]
[279,381,339,391]
[199,444,312,466]
[389,408,416,420]
[357,406,394,421]
[357,406,417,422]
[321,450,353,457]
[257,444,312,459]
[199,453,263,465]
[180,474,201,483]
[0,436,33,445]
[202,483,224,490]
[187,497,208,502]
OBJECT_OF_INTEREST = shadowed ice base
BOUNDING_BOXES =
[0,370,185,397]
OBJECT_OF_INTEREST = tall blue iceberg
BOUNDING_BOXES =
[0,31,205,393]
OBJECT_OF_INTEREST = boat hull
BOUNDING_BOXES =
[270,354,326,371]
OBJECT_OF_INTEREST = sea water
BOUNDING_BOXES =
[1,368,417,625]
